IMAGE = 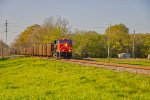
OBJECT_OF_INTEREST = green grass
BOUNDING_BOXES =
[90,58,150,67]
[0,57,150,99]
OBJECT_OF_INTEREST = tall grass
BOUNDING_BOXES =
[0,57,150,99]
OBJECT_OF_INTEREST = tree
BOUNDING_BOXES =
[144,33,150,56]
[12,16,70,48]
[70,31,104,58]
[134,33,150,58]
[12,24,41,48]
[105,24,130,57]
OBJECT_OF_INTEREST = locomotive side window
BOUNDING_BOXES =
[58,39,72,44]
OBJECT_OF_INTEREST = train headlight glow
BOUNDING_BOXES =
[65,43,68,46]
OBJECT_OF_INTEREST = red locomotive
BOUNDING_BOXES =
[14,38,73,59]
[53,38,73,58]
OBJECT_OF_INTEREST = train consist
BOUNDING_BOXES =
[14,38,73,58]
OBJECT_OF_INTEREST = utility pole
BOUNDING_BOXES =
[5,20,8,45]
[108,22,111,58]
[132,30,135,58]
[5,20,9,57]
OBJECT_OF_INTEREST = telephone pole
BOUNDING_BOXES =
[108,21,111,58]
[5,20,8,44]
[132,30,135,58]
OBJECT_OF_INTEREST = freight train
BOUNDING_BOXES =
[13,38,73,58]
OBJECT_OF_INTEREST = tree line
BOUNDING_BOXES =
[12,16,150,58]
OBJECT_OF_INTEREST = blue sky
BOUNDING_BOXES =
[0,0,150,44]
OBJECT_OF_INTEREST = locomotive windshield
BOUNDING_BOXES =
[67,40,72,44]
[59,39,72,44]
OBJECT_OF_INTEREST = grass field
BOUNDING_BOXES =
[89,58,150,67]
[0,57,150,99]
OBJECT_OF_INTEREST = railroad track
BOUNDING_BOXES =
[13,56,150,75]
[62,59,150,75]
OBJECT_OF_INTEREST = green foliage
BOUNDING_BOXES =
[12,16,70,48]
[0,57,150,99]
[12,19,150,58]
[12,24,41,48]
[70,31,106,58]
[105,24,130,57]
[135,33,150,57]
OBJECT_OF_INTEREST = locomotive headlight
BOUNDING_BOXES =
[65,43,68,47]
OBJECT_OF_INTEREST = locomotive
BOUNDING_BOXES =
[53,38,73,58]
[14,38,73,58]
